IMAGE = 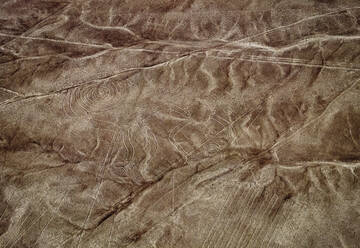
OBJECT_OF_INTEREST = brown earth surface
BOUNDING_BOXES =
[1,0,360,247]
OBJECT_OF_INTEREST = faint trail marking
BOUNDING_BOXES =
[234,194,268,248]
[200,186,238,248]
[7,211,47,248]
[193,53,360,71]
[0,191,16,222]
[198,186,295,248]
[243,194,279,248]
[33,187,77,247]
[54,232,81,248]
[2,212,31,247]
[224,187,256,248]
[0,2,71,49]
[4,200,47,248]
[76,131,119,248]
[211,188,250,248]
[201,186,265,248]
[245,194,279,248]
[0,33,112,49]
[223,188,263,248]
[107,216,115,248]
[263,202,293,248]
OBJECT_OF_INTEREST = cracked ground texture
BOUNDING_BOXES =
[1,0,360,247]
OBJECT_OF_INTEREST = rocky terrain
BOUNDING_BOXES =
[1,0,360,247]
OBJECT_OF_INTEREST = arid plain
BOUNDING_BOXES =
[1,0,360,247]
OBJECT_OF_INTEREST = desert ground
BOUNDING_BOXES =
[1,0,360,247]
